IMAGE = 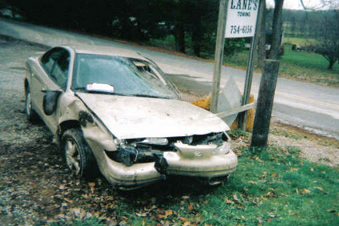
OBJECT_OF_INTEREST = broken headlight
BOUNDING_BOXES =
[105,145,162,166]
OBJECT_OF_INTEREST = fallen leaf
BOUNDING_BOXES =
[165,209,173,217]
[188,204,193,211]
[180,216,187,221]
[248,180,257,184]
[64,198,73,203]
[156,209,173,219]
[182,221,191,226]
[70,208,81,217]
[327,209,337,213]
[82,194,89,199]
[89,182,95,193]
[136,212,148,217]
[264,191,275,198]
[314,187,323,191]
[268,213,275,218]
[226,198,234,204]
[301,189,311,195]
[290,167,299,172]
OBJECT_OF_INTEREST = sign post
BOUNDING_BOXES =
[211,0,261,129]
[210,0,228,113]
[237,0,262,130]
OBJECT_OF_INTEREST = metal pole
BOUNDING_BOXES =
[210,0,228,113]
[238,0,262,130]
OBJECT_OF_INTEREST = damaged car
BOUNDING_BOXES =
[24,45,237,189]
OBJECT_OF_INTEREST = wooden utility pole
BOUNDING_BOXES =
[268,0,284,59]
[251,59,280,148]
[256,0,266,68]
[210,0,228,113]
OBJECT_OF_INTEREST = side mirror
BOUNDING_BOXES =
[43,90,62,116]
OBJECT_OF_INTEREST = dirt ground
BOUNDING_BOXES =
[0,37,338,225]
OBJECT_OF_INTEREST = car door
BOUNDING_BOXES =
[31,47,70,133]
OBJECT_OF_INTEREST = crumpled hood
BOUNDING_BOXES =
[77,93,229,139]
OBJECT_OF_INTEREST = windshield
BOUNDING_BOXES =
[72,54,179,99]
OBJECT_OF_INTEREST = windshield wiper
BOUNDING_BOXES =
[130,94,171,99]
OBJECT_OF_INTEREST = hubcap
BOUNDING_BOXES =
[65,139,81,175]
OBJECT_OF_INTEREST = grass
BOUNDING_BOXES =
[56,138,339,225]
[284,37,318,46]
[50,217,103,226]
[192,146,339,226]
[279,45,339,86]
[271,128,305,140]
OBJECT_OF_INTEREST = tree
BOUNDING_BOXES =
[299,0,339,69]
[308,10,339,69]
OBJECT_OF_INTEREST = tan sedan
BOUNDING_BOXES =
[24,45,237,190]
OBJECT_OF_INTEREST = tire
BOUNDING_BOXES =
[62,128,99,180]
[25,87,38,121]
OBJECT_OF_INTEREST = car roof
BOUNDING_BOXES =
[64,44,148,60]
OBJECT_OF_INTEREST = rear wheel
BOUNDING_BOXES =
[25,87,38,121]
[62,128,98,180]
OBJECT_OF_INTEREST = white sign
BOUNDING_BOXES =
[225,0,260,38]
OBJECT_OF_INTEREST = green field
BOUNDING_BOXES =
[283,37,318,46]
[280,44,339,86]
[224,44,339,87]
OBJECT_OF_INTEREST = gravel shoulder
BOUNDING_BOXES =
[0,37,338,225]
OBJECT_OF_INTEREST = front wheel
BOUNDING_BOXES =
[62,128,98,180]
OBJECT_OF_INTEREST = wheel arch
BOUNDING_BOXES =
[58,120,81,142]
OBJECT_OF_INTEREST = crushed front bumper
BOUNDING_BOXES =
[97,142,238,189]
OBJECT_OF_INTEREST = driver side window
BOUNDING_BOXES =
[41,48,70,90]
[41,48,63,74]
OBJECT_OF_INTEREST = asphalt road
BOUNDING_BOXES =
[1,18,339,139]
